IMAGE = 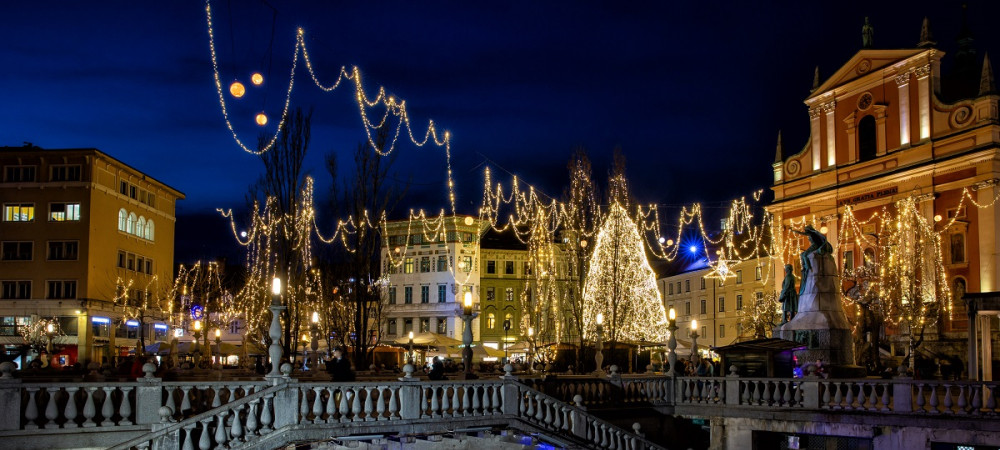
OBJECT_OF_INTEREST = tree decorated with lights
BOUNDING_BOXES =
[114,274,171,357]
[582,201,668,346]
[738,291,780,339]
[559,149,601,364]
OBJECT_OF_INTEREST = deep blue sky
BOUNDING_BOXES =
[3,1,999,224]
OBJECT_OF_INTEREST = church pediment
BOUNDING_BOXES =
[807,49,928,102]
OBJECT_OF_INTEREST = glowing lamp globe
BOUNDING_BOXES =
[229,81,245,98]
[46,323,54,333]
[596,313,604,325]
[311,311,319,323]
[691,319,697,331]
[934,214,943,222]
[820,226,829,234]
[666,239,674,246]
[408,331,414,340]
[255,112,268,126]
[658,237,666,244]
[271,277,282,295]
[464,291,472,307]
[251,72,264,86]
[580,239,588,248]
[214,328,221,338]
[194,320,202,331]
[464,216,474,226]
[669,308,676,320]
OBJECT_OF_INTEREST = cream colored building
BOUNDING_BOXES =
[1,145,184,366]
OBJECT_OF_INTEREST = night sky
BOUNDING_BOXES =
[3,1,1000,261]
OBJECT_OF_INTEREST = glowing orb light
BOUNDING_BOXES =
[229,81,245,98]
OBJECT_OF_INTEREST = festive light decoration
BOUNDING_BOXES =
[251,72,264,86]
[229,81,245,98]
[582,202,667,342]
[255,112,268,126]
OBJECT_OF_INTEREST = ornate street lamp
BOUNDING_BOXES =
[503,319,511,365]
[666,308,678,376]
[192,319,203,368]
[266,277,286,379]
[214,328,222,368]
[461,292,478,379]
[594,313,606,376]
[690,319,700,363]
[311,311,321,372]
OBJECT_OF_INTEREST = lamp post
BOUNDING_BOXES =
[594,313,606,376]
[266,277,286,379]
[311,311,321,372]
[689,319,700,363]
[214,328,222,368]
[407,331,414,365]
[527,326,535,373]
[666,308,678,376]
[503,319,511,365]
[461,291,478,379]
[44,322,55,368]
[192,319,203,368]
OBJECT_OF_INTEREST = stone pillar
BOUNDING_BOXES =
[896,72,911,147]
[977,184,1000,291]
[916,65,931,141]
[980,315,993,381]
[272,381,298,429]
[824,101,837,168]
[0,376,21,431]
[892,375,913,413]
[77,314,91,365]
[968,301,979,381]
[810,108,823,172]
[398,383,423,419]
[135,378,163,425]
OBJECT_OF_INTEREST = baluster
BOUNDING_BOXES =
[794,382,803,407]
[463,385,474,416]
[943,384,954,414]
[831,383,843,410]
[986,385,998,413]
[351,387,363,422]
[492,385,502,415]
[260,395,274,431]
[434,387,445,418]
[24,387,40,429]
[518,389,526,416]
[525,392,535,418]
[298,387,310,424]
[740,380,750,405]
[325,387,337,423]
[472,386,482,416]
[214,413,228,447]
[82,387,98,427]
[364,387,376,422]
[339,389,351,423]
[915,384,926,412]
[481,386,491,415]
[561,406,571,431]
[388,387,400,420]
[452,385,463,417]
[196,385,209,413]
[44,387,60,429]
[970,385,982,415]
[717,380,726,404]
[313,387,325,423]
[198,418,212,450]
[376,387,387,421]
[210,387,222,409]
[928,384,940,414]
[879,383,890,412]
[64,387,79,428]
[750,381,761,405]
[180,386,193,414]
[245,400,260,435]
[119,386,134,425]
[534,395,545,422]
[600,423,609,448]
[552,402,562,429]
[230,406,244,443]
[781,381,791,407]
[856,383,867,411]
[100,386,116,426]
[541,398,552,426]
[181,423,196,450]
[957,384,968,414]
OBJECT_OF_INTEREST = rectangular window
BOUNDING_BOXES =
[844,250,855,271]
[4,165,36,182]
[719,296,726,312]
[701,326,707,337]
[1,281,31,299]
[438,284,447,303]
[145,259,153,274]
[420,257,430,273]
[50,165,82,182]
[685,280,690,292]
[523,262,531,276]
[437,255,447,272]
[736,270,743,284]
[403,319,413,334]
[700,299,707,315]
[47,280,77,299]
[420,285,430,303]
[486,287,496,302]
[755,266,762,281]
[486,260,496,274]
[505,261,515,274]
[700,278,706,290]
[404,286,413,304]
[669,283,674,295]
[387,319,397,335]
[404,258,414,274]
[129,185,137,199]
[736,294,743,310]
[505,287,514,302]
[120,181,128,195]
[719,324,725,338]
[1,242,32,261]
[48,202,81,221]
[3,203,34,222]
[388,287,396,305]
[117,250,126,269]
[47,241,79,260]
[685,302,691,315]
[462,256,473,273]
[437,317,447,334]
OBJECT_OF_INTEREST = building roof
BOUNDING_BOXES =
[479,227,528,251]
[0,145,186,198]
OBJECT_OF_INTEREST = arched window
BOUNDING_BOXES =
[487,313,496,329]
[504,312,514,330]
[863,248,876,267]
[858,115,877,162]
[953,278,967,302]
[146,220,154,241]
[127,212,136,235]
[118,209,127,231]
[136,216,146,238]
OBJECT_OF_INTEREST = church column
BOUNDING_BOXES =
[810,108,822,172]
[896,71,911,147]
[976,181,1000,291]
[844,115,857,164]
[824,101,837,168]
[968,302,979,380]
[980,315,993,381]
[915,65,932,141]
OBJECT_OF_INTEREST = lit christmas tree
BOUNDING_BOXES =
[582,202,668,343]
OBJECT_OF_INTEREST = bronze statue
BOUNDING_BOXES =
[790,225,832,296]
[862,17,874,48]
[779,264,798,324]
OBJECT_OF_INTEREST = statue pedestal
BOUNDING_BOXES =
[777,252,860,375]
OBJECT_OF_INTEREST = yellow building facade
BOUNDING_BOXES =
[1,146,184,366]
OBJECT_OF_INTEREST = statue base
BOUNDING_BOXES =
[778,252,856,369]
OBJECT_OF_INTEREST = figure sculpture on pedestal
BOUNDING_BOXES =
[779,264,798,324]
[791,225,833,296]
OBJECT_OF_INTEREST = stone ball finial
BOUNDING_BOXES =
[632,422,644,437]
[503,363,514,377]
[402,363,415,378]
[280,363,292,376]
[0,361,15,379]
[142,362,157,378]
[158,406,174,423]
[573,394,584,405]
[729,365,739,376]
[609,365,619,375]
